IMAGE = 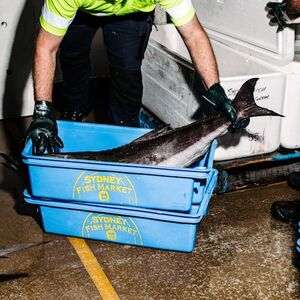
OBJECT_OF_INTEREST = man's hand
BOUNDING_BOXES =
[267,0,300,31]
[203,83,250,132]
[266,0,300,31]
[26,101,64,155]
[267,1,290,31]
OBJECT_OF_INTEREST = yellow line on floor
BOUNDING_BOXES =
[68,237,120,300]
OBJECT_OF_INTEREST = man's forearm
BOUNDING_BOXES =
[185,28,219,89]
[177,16,219,89]
[33,47,56,101]
[32,28,63,102]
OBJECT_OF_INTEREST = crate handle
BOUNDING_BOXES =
[198,169,218,216]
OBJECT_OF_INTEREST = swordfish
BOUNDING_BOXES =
[48,78,282,167]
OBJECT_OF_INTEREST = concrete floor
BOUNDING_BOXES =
[0,117,299,300]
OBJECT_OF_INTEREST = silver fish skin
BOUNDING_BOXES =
[48,78,283,167]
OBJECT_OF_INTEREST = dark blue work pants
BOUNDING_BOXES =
[58,11,154,127]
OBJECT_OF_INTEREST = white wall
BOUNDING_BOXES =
[0,0,36,119]
[0,0,109,120]
[194,0,294,66]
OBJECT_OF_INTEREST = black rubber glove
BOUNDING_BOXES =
[228,117,250,133]
[267,1,290,32]
[25,101,64,155]
[203,83,250,133]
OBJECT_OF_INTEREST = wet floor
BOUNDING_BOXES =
[0,117,299,300]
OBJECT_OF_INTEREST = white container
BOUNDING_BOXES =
[279,25,300,149]
[279,60,300,149]
[142,0,292,160]
[0,0,37,119]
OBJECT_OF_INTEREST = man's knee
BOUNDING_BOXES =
[109,66,143,127]
[109,66,143,108]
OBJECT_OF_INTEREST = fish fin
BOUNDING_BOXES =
[130,125,173,144]
[232,78,284,118]
[45,128,173,159]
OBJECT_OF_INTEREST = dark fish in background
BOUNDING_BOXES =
[47,78,283,167]
[0,273,29,282]
[0,242,49,258]
[0,152,19,171]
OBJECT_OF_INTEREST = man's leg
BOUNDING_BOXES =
[287,171,300,190]
[271,199,300,223]
[271,200,300,269]
[102,13,154,127]
[271,171,300,223]
[57,12,99,121]
[270,171,300,269]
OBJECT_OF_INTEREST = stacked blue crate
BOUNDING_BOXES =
[23,120,218,252]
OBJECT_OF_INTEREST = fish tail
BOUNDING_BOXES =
[232,78,284,118]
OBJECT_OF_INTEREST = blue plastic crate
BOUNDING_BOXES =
[23,169,217,252]
[22,121,217,212]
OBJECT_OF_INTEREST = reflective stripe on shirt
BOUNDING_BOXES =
[165,0,195,26]
[92,12,108,17]
[166,0,193,21]
[42,3,74,30]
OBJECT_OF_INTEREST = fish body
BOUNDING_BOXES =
[48,78,282,167]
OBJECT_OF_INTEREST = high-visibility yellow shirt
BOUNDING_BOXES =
[40,0,195,36]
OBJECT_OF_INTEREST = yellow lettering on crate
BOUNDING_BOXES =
[106,229,117,241]
[98,191,110,202]
[82,213,143,245]
[72,172,138,205]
